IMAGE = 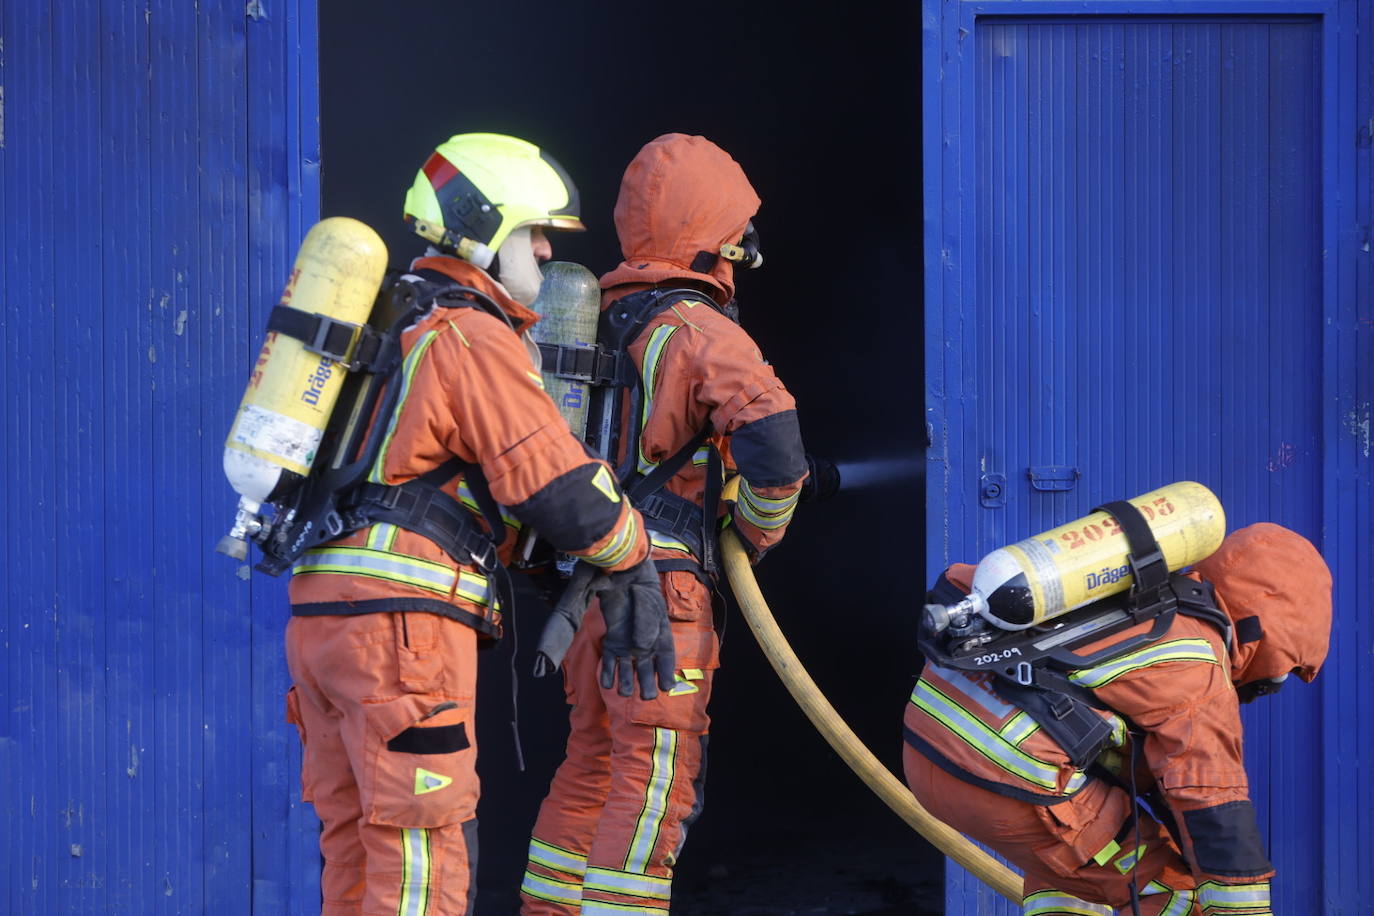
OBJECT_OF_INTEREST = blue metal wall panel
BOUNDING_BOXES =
[925,1,1371,912]
[1,4,320,913]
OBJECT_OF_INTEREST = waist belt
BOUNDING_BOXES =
[638,488,708,559]
[348,479,499,574]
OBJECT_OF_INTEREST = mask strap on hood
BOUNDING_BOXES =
[1234,615,1264,644]
[690,250,719,273]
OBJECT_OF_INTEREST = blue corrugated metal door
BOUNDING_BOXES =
[925,0,1372,912]
[1,4,322,913]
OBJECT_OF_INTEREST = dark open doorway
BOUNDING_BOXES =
[321,2,937,911]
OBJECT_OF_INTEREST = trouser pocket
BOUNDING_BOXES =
[360,692,477,828]
[284,686,314,803]
[626,619,719,732]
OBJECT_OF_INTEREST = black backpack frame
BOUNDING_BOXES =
[249,270,512,585]
[918,501,1232,768]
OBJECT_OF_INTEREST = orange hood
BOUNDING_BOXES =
[1194,523,1332,685]
[600,133,760,302]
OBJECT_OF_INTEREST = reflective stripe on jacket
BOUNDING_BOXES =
[907,564,1275,889]
[607,288,807,563]
[289,257,648,635]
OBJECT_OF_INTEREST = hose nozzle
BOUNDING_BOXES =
[800,453,841,503]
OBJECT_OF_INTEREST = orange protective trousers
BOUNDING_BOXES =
[286,612,481,916]
[521,571,718,915]
[904,745,1200,915]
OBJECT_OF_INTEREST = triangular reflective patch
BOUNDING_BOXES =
[591,465,621,504]
[414,767,453,795]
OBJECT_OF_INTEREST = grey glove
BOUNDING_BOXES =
[533,563,609,677]
[598,557,677,699]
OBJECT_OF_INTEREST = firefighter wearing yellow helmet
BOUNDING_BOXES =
[403,133,584,304]
[281,133,670,916]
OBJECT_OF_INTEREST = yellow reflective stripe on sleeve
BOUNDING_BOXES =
[369,330,442,484]
[624,727,677,872]
[1069,638,1218,689]
[911,681,1085,793]
[636,325,680,475]
[526,369,545,389]
[398,827,432,916]
[583,509,640,569]
[292,547,494,606]
[1197,881,1271,911]
[1022,890,1114,915]
[736,481,798,531]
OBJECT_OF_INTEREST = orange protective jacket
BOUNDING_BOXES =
[289,257,648,635]
[599,133,807,561]
[907,524,1331,900]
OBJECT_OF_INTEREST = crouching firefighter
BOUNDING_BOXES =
[243,133,671,916]
[904,491,1332,916]
[519,133,811,916]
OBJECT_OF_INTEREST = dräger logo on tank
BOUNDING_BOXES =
[1086,563,1132,590]
[301,357,334,406]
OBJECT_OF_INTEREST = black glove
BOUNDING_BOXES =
[597,557,677,699]
[533,563,609,677]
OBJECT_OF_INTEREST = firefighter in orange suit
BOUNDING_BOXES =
[283,134,671,916]
[903,523,1332,916]
[520,134,809,915]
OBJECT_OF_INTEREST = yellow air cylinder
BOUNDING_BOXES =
[955,481,1226,630]
[528,261,600,439]
[222,217,388,510]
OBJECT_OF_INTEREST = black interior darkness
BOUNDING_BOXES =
[322,3,936,910]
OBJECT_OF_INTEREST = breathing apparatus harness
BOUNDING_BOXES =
[536,287,733,584]
[916,500,1233,772]
[249,269,517,619]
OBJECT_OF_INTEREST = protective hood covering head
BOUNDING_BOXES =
[1193,522,1332,685]
[599,133,761,302]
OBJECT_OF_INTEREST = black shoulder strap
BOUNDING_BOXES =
[997,670,1117,769]
[255,274,510,575]
[1095,500,1168,597]
[410,268,515,329]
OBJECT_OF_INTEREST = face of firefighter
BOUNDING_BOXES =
[530,227,552,262]
[497,226,554,304]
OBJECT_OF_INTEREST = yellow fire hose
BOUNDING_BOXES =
[718,485,1022,901]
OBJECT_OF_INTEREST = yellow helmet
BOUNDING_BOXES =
[403,133,583,267]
